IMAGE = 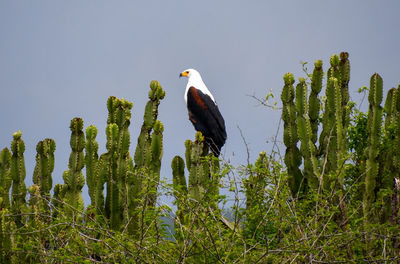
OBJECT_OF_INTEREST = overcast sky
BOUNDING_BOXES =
[1,1,400,205]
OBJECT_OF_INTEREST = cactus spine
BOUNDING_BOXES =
[62,118,85,220]
[10,131,27,226]
[363,73,383,221]
[0,148,12,209]
[281,73,303,196]
[33,138,55,213]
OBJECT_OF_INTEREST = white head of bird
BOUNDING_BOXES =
[180,68,215,104]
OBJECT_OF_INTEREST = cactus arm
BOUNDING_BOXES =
[10,131,27,226]
[378,87,399,222]
[363,73,384,221]
[0,148,12,209]
[134,81,165,168]
[85,125,99,206]
[172,156,187,224]
[281,73,304,196]
[309,60,323,145]
[339,52,351,131]
[51,183,65,218]
[147,120,164,208]
[296,78,320,189]
[32,139,56,213]
[63,118,85,221]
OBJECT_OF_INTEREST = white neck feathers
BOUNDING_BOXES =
[184,71,215,104]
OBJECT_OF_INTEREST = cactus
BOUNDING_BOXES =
[0,208,15,263]
[51,183,65,218]
[0,148,12,209]
[134,80,165,169]
[296,78,320,190]
[126,81,165,235]
[281,73,304,196]
[282,53,353,194]
[172,155,187,224]
[32,139,55,213]
[319,55,339,158]
[172,133,217,223]
[103,96,133,230]
[148,120,164,207]
[393,84,400,175]
[28,184,41,226]
[338,52,351,130]
[309,60,323,144]
[62,118,85,220]
[10,131,27,226]
[363,73,384,221]
[93,154,107,215]
[377,87,399,222]
[85,125,99,206]
[187,133,211,202]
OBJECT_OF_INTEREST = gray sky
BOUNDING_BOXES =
[1,1,400,205]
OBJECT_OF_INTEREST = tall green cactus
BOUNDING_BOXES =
[85,125,99,207]
[62,118,85,220]
[103,96,133,230]
[363,73,383,222]
[172,155,187,225]
[338,52,351,130]
[10,131,27,226]
[319,55,339,158]
[281,73,304,196]
[186,132,212,202]
[309,60,323,144]
[51,183,65,218]
[126,81,165,235]
[296,78,320,190]
[172,133,218,224]
[148,120,164,207]
[379,87,399,222]
[33,138,55,213]
[0,148,12,209]
[134,80,166,169]
[282,53,352,194]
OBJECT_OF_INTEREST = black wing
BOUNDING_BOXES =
[187,86,227,155]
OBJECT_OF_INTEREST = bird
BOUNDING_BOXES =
[179,69,227,156]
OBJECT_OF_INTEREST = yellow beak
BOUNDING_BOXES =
[179,71,189,78]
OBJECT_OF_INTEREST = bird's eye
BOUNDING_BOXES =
[186,71,189,74]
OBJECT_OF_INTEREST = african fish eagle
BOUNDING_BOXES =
[179,69,227,156]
